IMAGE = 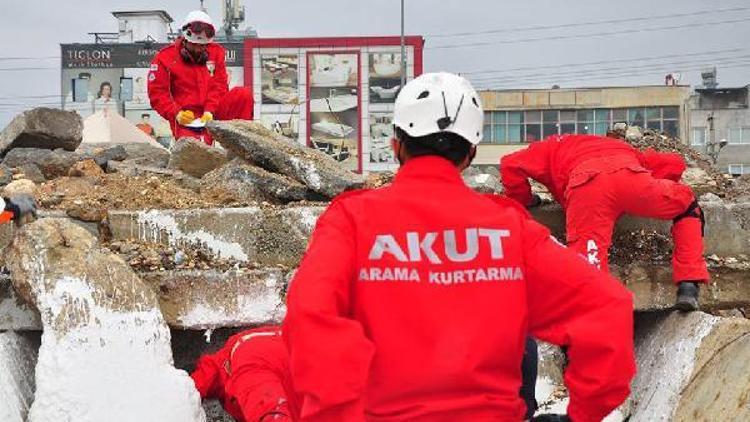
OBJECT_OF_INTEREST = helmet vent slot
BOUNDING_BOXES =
[417,90,430,99]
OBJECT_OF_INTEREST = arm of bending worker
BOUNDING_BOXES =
[204,48,229,114]
[283,200,374,422]
[522,218,635,422]
[500,141,552,207]
[147,57,181,122]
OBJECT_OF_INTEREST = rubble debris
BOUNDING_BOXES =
[0,164,12,187]
[364,171,395,189]
[201,159,312,204]
[630,312,750,421]
[106,160,202,192]
[462,166,504,194]
[66,203,107,222]
[209,120,364,198]
[115,143,170,168]
[2,179,36,197]
[609,125,733,196]
[0,331,39,422]
[68,159,105,178]
[726,174,750,202]
[3,148,85,180]
[168,138,229,178]
[14,164,45,184]
[37,173,234,212]
[104,239,256,273]
[6,218,205,422]
[610,230,673,265]
[0,108,82,156]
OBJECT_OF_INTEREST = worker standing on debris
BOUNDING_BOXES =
[190,325,298,421]
[284,72,635,421]
[147,10,253,145]
[500,134,709,311]
[0,194,36,225]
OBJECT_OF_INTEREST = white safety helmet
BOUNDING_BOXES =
[182,11,216,44]
[394,72,483,145]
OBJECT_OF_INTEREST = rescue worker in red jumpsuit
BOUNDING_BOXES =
[147,10,253,145]
[500,134,708,311]
[190,326,299,421]
[0,194,36,225]
[283,72,636,422]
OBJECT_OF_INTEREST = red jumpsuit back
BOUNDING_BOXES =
[284,156,635,422]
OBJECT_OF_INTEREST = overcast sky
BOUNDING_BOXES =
[1,0,749,126]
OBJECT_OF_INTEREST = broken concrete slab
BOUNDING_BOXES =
[0,108,82,156]
[463,170,504,194]
[0,331,40,422]
[2,148,85,180]
[168,138,229,178]
[0,275,41,330]
[0,164,12,187]
[116,143,170,168]
[68,158,105,178]
[201,159,311,204]
[108,205,325,267]
[6,218,206,421]
[209,120,363,197]
[140,268,286,329]
[630,312,750,422]
[106,160,201,192]
[15,164,45,183]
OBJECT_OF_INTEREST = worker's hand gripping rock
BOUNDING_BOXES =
[177,109,196,126]
[200,111,213,124]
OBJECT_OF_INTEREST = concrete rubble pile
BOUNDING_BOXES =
[1,108,750,420]
[5,218,206,422]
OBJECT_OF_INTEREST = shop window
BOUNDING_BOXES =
[612,108,627,123]
[728,164,750,176]
[595,109,610,121]
[560,123,576,134]
[728,128,750,144]
[628,108,645,127]
[508,111,523,124]
[542,124,558,137]
[525,111,541,123]
[493,125,507,143]
[663,107,679,119]
[508,124,523,143]
[577,109,594,122]
[691,127,707,146]
[645,107,661,120]
[646,120,662,131]
[663,120,679,137]
[542,110,558,123]
[525,124,541,142]
[577,122,592,134]
[594,122,609,135]
[560,110,576,122]
[483,125,493,143]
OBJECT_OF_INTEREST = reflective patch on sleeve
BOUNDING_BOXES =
[148,72,156,82]
[150,64,158,71]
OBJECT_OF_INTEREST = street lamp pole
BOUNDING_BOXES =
[400,0,406,88]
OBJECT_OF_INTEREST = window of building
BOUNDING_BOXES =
[628,108,645,127]
[728,164,750,176]
[692,127,707,146]
[612,108,627,123]
[728,127,750,144]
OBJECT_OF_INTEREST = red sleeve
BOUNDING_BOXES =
[638,148,687,182]
[283,200,374,422]
[522,218,635,422]
[205,47,229,114]
[500,141,552,206]
[147,55,181,122]
[191,353,227,400]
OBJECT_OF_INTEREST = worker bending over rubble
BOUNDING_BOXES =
[500,134,709,311]
[284,72,635,421]
[191,326,298,421]
[0,194,36,225]
[147,10,253,145]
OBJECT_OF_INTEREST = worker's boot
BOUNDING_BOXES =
[675,281,701,312]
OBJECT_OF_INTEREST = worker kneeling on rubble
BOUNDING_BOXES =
[191,325,298,421]
[283,72,635,422]
[500,133,709,311]
[147,10,252,145]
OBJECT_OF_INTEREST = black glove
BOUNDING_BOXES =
[5,194,38,220]
[531,415,571,422]
[527,193,543,208]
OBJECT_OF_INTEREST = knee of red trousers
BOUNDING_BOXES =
[671,217,709,283]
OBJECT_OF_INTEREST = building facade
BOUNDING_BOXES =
[688,86,750,175]
[476,85,691,165]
